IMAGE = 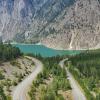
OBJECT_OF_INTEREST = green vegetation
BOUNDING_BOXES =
[10,60,21,69]
[29,56,71,100]
[0,43,22,61]
[68,50,100,100]
[0,70,5,80]
[0,43,22,100]
[0,86,6,100]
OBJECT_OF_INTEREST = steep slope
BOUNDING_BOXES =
[0,0,100,50]
[41,0,100,50]
[0,0,47,41]
[0,0,74,43]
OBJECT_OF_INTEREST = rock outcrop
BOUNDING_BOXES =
[0,0,100,50]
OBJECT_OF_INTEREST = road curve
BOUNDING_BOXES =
[59,58,86,100]
[12,56,43,100]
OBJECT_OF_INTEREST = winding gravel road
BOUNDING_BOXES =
[12,56,43,100]
[59,58,86,100]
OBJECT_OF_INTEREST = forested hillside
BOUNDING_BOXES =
[69,50,100,100]
[29,56,72,100]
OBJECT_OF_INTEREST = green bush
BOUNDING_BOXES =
[0,71,5,80]
[0,43,22,61]
[0,86,6,100]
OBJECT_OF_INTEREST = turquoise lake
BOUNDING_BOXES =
[13,44,81,57]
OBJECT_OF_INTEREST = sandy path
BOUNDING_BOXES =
[12,56,43,100]
[59,58,86,100]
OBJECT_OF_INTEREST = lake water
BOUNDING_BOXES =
[12,44,81,57]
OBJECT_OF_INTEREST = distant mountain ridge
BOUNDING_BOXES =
[0,0,100,50]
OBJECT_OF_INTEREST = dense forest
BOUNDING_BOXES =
[0,43,22,61]
[29,55,71,100]
[68,50,100,100]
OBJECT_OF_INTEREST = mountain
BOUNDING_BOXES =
[0,0,100,50]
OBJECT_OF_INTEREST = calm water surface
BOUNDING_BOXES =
[13,44,81,57]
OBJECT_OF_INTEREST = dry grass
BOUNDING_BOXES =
[58,90,73,100]
[0,57,35,96]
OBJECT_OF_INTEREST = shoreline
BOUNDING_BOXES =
[3,42,90,51]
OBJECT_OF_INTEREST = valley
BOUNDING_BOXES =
[0,0,100,100]
[0,43,82,100]
[0,43,100,100]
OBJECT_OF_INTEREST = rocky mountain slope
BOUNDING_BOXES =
[0,0,100,50]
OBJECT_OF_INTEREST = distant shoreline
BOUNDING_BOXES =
[3,42,42,45]
[3,42,87,51]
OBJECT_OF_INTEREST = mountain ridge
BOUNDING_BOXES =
[0,0,100,50]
